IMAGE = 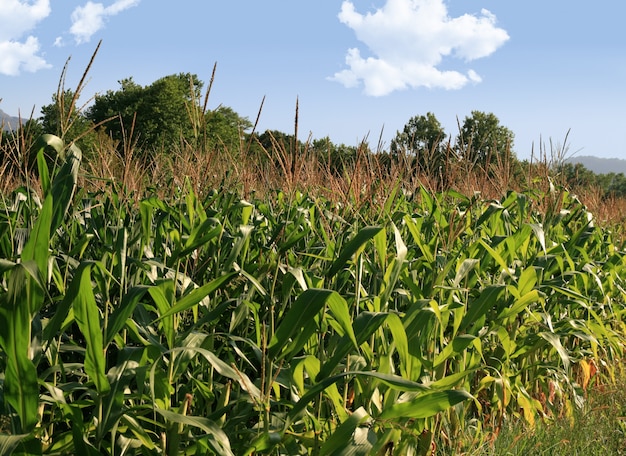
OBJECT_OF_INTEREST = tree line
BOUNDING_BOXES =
[2,71,624,197]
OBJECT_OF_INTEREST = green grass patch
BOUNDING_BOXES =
[484,379,626,455]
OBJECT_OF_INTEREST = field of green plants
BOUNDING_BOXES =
[1,131,625,455]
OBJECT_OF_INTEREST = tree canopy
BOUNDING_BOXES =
[391,112,449,178]
[456,111,515,165]
[85,73,251,154]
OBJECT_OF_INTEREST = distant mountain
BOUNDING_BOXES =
[0,108,20,131]
[565,155,626,176]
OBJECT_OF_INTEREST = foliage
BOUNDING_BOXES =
[40,90,96,150]
[483,377,626,455]
[558,161,597,188]
[1,50,626,453]
[86,74,251,156]
[391,112,450,181]
[558,162,626,198]
[204,105,252,153]
[456,110,515,166]
[308,136,359,176]
[1,131,625,454]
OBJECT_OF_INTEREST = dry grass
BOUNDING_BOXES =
[2,47,624,233]
[4,122,626,236]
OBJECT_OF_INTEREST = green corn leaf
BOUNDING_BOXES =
[479,239,511,277]
[139,199,154,246]
[156,272,237,320]
[42,279,77,345]
[430,369,478,389]
[433,335,477,369]
[498,289,541,320]
[373,225,387,271]
[49,140,81,232]
[290,371,427,423]
[528,223,546,254]
[150,346,260,402]
[518,266,538,296]
[317,312,388,381]
[223,225,253,269]
[385,313,411,378]
[0,259,16,274]
[327,226,382,278]
[98,357,138,438]
[326,292,358,349]
[319,407,371,455]
[20,194,52,315]
[539,331,571,371]
[70,262,110,394]
[36,147,50,196]
[244,432,282,456]
[0,308,39,433]
[0,435,30,456]
[176,217,222,258]
[154,408,234,456]
[268,288,337,360]
[379,389,472,419]
[105,285,151,345]
[0,264,40,433]
[378,223,407,309]
[453,259,480,288]
[149,280,176,350]
[459,285,505,333]
[234,263,267,296]
[404,215,434,264]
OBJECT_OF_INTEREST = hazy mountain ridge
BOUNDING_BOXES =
[565,156,626,175]
[0,109,20,131]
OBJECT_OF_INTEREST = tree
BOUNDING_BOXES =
[87,74,200,151]
[456,111,514,166]
[86,73,251,157]
[309,136,358,176]
[40,89,97,156]
[85,77,143,146]
[557,162,596,189]
[391,112,450,183]
[138,73,202,149]
[204,106,252,153]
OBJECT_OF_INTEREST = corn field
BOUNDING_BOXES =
[1,135,625,455]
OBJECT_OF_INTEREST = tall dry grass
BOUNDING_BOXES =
[2,46,625,232]
[4,119,626,230]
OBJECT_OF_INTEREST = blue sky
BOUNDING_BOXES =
[1,0,625,160]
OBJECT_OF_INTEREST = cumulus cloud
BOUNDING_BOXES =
[0,0,51,75]
[70,0,140,44]
[330,0,509,96]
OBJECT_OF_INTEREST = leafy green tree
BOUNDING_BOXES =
[557,162,596,189]
[87,74,250,157]
[597,172,626,198]
[456,111,515,166]
[204,106,252,153]
[391,113,445,156]
[40,90,97,157]
[87,74,200,151]
[139,73,202,149]
[85,77,143,146]
[309,137,358,176]
[391,112,450,184]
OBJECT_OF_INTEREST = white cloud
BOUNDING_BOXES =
[330,0,509,96]
[69,0,140,44]
[0,36,50,76]
[0,0,51,75]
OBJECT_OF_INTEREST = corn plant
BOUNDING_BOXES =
[1,132,625,454]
